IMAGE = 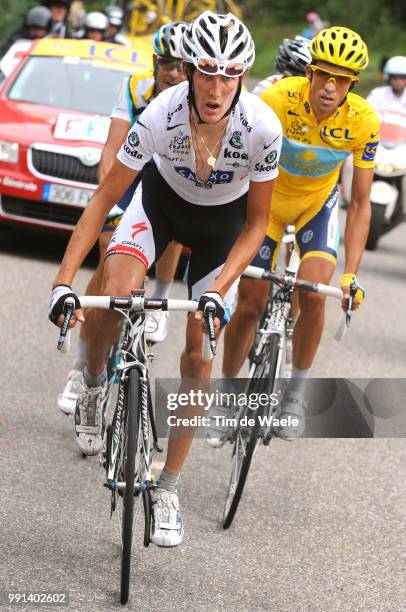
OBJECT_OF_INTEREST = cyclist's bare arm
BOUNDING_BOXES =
[99,118,131,181]
[209,179,275,298]
[344,165,374,274]
[53,160,139,290]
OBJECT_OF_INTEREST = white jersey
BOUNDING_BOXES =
[111,74,155,123]
[251,74,283,97]
[367,85,406,114]
[117,81,282,206]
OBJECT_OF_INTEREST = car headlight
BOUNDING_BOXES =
[0,140,19,164]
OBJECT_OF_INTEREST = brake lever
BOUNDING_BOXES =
[57,297,75,351]
[202,302,217,359]
[345,282,358,328]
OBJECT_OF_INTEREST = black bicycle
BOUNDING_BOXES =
[57,291,215,604]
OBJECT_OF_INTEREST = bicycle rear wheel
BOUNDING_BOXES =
[222,334,281,529]
[120,369,141,605]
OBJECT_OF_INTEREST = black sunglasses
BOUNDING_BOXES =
[156,57,184,71]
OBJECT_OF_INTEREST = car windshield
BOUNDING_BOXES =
[6,56,130,115]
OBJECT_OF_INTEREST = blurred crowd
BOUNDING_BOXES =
[0,1,132,56]
[1,2,405,109]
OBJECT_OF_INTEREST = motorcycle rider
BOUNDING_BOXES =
[76,12,108,42]
[41,0,74,38]
[367,56,406,112]
[104,5,131,46]
[0,6,53,56]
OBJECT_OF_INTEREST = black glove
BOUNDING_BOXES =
[48,284,81,325]
[198,291,230,326]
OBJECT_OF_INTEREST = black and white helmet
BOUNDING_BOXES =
[275,35,311,77]
[180,11,255,73]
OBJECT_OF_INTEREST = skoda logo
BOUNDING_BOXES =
[302,230,313,244]
[229,131,243,149]
[265,150,277,164]
[128,132,140,147]
[79,149,100,166]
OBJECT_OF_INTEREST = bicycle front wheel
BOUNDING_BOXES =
[222,335,281,529]
[120,369,141,605]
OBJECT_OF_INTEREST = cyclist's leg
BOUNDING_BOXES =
[273,186,340,439]
[153,240,183,287]
[145,240,184,343]
[74,175,170,455]
[292,187,339,369]
[222,218,283,378]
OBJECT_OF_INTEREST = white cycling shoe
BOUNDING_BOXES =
[272,390,306,440]
[57,369,83,415]
[150,488,184,547]
[145,311,169,344]
[74,377,108,456]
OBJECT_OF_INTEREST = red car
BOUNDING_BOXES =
[0,38,152,232]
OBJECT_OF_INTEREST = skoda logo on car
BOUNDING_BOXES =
[79,148,101,167]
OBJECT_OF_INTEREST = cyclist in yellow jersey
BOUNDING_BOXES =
[209,27,380,444]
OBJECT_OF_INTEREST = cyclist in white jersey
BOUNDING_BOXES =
[49,11,282,547]
[56,22,187,415]
[251,35,311,97]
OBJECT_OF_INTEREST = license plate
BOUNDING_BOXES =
[42,183,93,207]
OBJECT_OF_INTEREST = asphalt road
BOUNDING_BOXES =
[0,216,405,612]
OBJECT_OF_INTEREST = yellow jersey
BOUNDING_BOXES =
[260,76,380,203]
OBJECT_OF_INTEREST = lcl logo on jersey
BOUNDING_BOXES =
[321,127,355,141]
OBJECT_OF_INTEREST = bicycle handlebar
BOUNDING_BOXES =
[56,296,214,358]
[243,265,342,298]
[243,265,352,341]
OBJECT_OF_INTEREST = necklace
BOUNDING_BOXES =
[197,123,228,168]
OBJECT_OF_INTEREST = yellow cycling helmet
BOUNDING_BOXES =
[310,26,369,72]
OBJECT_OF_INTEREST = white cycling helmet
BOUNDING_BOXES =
[105,5,124,27]
[383,56,406,78]
[180,11,255,73]
[85,12,109,32]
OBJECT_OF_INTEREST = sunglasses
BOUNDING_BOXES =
[310,65,359,85]
[156,57,184,71]
[194,57,246,78]
[388,74,406,80]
